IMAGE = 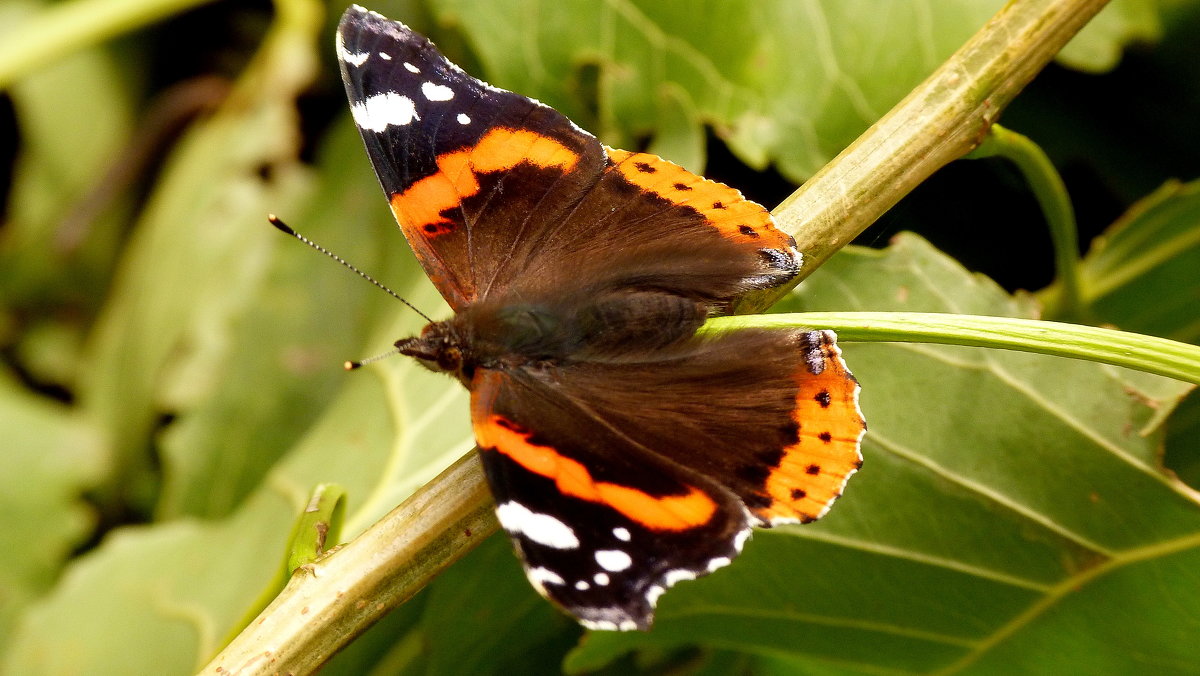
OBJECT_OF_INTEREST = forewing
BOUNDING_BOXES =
[338,7,802,312]
[337,6,606,308]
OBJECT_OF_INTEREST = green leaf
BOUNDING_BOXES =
[1,345,464,673]
[0,0,215,89]
[1052,179,1200,344]
[2,75,472,676]
[1047,177,1200,529]
[155,117,405,520]
[0,371,103,655]
[566,234,1198,674]
[2,497,290,675]
[415,534,581,676]
[429,0,1005,180]
[0,0,135,387]
[1166,391,1200,489]
[74,0,322,510]
[1056,0,1162,73]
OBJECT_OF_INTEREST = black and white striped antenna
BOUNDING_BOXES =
[267,214,432,369]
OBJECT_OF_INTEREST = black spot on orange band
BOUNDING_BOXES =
[755,332,864,524]
[604,148,793,250]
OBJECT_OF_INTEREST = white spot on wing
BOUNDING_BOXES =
[350,92,419,132]
[734,528,752,552]
[336,32,369,67]
[646,585,665,607]
[574,580,589,591]
[593,572,610,586]
[663,569,697,586]
[706,556,732,572]
[422,82,454,101]
[579,618,638,632]
[378,52,392,60]
[527,567,565,586]
[456,113,471,125]
[496,502,579,549]
[595,549,632,572]
[404,62,420,73]
[612,527,631,542]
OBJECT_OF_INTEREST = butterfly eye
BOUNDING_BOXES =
[437,346,463,372]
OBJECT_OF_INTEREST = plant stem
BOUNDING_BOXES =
[738,0,1111,314]
[705,313,1200,385]
[968,124,1084,317]
[198,453,497,675]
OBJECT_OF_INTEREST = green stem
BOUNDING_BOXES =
[738,0,1111,314]
[218,482,345,655]
[968,124,1084,317]
[0,0,217,89]
[286,483,346,574]
[706,312,1200,385]
[199,453,498,675]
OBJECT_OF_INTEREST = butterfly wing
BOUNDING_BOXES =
[337,6,800,312]
[469,329,864,630]
[470,369,751,632]
[340,6,864,632]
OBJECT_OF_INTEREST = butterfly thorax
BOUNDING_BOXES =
[396,288,711,385]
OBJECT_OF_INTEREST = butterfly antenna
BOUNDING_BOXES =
[343,346,402,371]
[268,214,433,324]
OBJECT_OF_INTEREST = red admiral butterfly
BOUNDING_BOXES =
[336,5,864,631]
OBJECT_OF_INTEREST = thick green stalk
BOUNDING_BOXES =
[200,454,496,675]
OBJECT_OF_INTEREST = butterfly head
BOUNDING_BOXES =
[396,321,472,382]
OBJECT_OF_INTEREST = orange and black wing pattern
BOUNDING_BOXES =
[338,7,800,312]
[467,329,863,631]
[338,5,865,634]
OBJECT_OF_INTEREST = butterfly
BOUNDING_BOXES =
[336,5,864,631]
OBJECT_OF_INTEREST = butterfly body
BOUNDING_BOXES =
[337,5,866,631]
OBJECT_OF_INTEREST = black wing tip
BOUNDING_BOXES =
[339,4,419,39]
[341,4,383,25]
[337,5,440,80]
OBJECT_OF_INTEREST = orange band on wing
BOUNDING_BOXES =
[476,414,718,531]
[758,334,865,524]
[390,128,580,237]
[605,148,792,250]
